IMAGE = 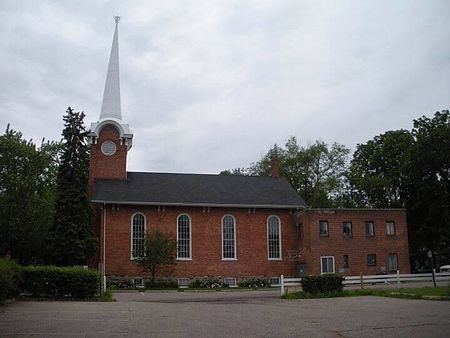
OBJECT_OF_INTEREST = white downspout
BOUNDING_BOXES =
[103,203,107,293]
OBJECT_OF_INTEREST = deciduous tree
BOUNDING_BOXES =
[134,229,177,284]
[348,130,414,208]
[0,126,59,264]
[408,110,450,265]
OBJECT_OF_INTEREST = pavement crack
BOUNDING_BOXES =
[339,322,437,334]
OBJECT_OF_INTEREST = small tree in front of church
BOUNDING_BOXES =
[134,230,177,286]
[47,107,97,266]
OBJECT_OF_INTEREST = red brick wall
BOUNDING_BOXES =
[88,125,127,193]
[298,209,410,275]
[99,205,299,279]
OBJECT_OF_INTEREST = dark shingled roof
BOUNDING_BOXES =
[92,172,306,209]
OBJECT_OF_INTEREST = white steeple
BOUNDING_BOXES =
[100,16,122,121]
[89,16,133,150]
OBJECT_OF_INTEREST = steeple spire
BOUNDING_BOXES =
[100,16,122,121]
[89,16,133,150]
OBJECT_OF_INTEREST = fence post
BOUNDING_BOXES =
[432,269,437,287]
[280,275,285,296]
[396,270,400,289]
[360,272,364,289]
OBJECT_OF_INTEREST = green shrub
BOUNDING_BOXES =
[21,265,99,298]
[145,279,178,289]
[189,276,227,288]
[300,274,343,294]
[238,277,269,288]
[0,258,22,302]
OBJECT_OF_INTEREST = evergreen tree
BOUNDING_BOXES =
[48,107,97,266]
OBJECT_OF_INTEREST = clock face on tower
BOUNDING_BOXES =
[101,140,117,156]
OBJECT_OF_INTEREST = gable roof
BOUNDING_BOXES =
[91,172,306,209]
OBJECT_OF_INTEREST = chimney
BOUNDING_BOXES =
[271,157,279,178]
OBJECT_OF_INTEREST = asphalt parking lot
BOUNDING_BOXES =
[1,290,449,337]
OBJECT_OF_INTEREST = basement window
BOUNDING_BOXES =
[224,277,237,287]
[134,278,144,288]
[269,277,281,286]
[178,278,190,288]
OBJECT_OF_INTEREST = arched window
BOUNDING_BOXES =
[267,215,281,260]
[177,214,191,259]
[222,215,236,260]
[131,213,146,258]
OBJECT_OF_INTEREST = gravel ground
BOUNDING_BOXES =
[1,290,449,337]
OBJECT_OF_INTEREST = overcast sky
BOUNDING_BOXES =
[1,0,449,174]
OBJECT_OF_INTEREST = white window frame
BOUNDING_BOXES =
[320,256,335,274]
[267,215,282,260]
[221,214,237,260]
[176,214,192,260]
[386,221,395,236]
[130,212,146,260]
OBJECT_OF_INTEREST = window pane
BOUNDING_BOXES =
[268,216,281,259]
[319,221,328,236]
[222,215,235,259]
[132,213,145,258]
[388,254,398,271]
[177,215,191,259]
[321,256,334,273]
[342,255,349,268]
[343,222,352,237]
[365,222,374,237]
[386,222,395,235]
[367,254,376,266]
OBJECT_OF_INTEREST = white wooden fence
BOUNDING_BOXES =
[280,270,450,295]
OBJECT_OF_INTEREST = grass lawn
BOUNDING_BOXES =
[283,286,450,300]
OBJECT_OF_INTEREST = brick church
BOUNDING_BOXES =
[88,18,410,286]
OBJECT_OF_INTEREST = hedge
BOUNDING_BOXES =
[145,279,178,289]
[300,274,344,294]
[0,258,23,302]
[238,277,269,288]
[189,276,227,288]
[21,265,100,298]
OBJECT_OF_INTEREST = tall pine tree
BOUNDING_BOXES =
[48,107,97,266]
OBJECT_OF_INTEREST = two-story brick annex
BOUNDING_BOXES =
[88,18,410,286]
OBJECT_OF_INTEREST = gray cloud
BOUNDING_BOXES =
[1,0,449,173]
